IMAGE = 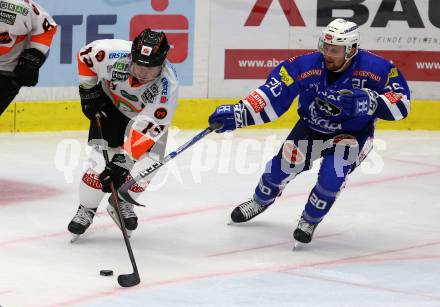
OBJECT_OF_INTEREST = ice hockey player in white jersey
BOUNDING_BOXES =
[67,29,179,239]
[0,0,57,115]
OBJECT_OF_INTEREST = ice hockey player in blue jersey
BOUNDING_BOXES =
[208,18,411,244]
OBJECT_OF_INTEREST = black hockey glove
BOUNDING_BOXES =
[14,48,46,87]
[79,83,112,120]
[98,154,135,193]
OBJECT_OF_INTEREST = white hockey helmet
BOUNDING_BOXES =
[318,18,360,60]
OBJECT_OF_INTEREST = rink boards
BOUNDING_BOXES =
[0,99,439,132]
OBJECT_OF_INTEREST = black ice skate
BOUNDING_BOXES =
[107,196,138,236]
[293,215,319,244]
[230,199,270,223]
[68,205,97,243]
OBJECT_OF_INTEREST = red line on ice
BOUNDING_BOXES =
[281,169,440,201]
[1,168,439,247]
[207,232,343,257]
[40,165,440,306]
[384,157,440,169]
[0,179,61,206]
[0,204,232,247]
[283,270,440,301]
[44,240,440,307]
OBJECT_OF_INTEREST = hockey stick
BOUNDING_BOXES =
[0,70,16,78]
[95,114,140,288]
[0,70,20,87]
[0,70,19,88]
[118,122,222,206]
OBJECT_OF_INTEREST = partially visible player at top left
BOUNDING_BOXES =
[0,0,57,116]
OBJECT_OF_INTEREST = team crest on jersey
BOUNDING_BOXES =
[95,50,106,62]
[154,107,168,119]
[279,66,294,86]
[0,31,11,44]
[315,97,341,116]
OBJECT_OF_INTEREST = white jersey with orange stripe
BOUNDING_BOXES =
[77,39,179,160]
[0,0,57,71]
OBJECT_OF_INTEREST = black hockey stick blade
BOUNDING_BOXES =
[118,187,145,207]
[118,272,140,287]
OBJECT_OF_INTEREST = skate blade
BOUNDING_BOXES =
[292,240,300,251]
[70,234,80,243]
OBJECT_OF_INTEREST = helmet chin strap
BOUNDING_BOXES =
[332,58,352,73]
[331,49,357,73]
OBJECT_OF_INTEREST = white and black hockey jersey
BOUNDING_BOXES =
[0,0,57,71]
[77,39,179,160]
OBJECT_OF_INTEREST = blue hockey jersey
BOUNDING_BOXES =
[240,50,411,134]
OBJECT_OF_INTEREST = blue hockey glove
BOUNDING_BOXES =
[208,102,247,133]
[339,88,378,117]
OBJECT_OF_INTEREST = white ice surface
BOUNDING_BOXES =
[0,129,439,307]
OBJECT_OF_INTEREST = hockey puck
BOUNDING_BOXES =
[100,270,114,276]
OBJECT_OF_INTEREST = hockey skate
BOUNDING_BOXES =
[107,196,138,237]
[68,205,97,243]
[293,215,319,248]
[229,198,270,224]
